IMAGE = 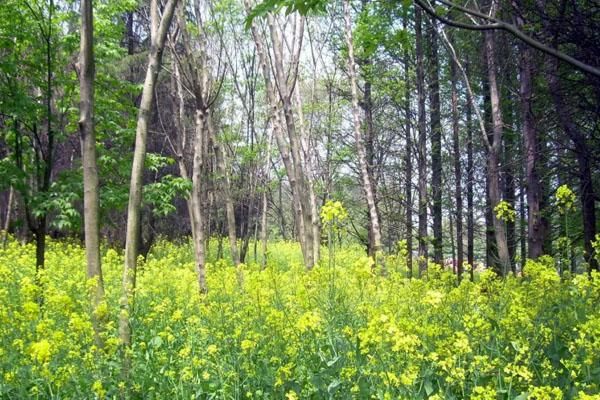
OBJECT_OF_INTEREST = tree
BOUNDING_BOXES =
[449,35,463,278]
[119,0,178,375]
[415,6,428,275]
[343,0,382,260]
[78,0,105,346]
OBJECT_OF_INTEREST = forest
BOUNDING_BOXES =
[0,0,599,398]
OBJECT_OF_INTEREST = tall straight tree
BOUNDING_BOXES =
[465,60,474,279]
[415,6,428,275]
[519,45,544,259]
[484,25,511,275]
[450,41,463,278]
[78,0,104,345]
[426,16,443,265]
[403,15,413,277]
[119,0,178,369]
[343,0,382,259]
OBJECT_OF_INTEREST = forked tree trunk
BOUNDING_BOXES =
[267,14,315,268]
[343,0,382,258]
[245,2,315,269]
[79,0,105,346]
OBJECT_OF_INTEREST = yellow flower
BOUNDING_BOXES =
[207,344,218,355]
[241,339,256,352]
[285,391,298,400]
[92,380,106,398]
[29,339,52,364]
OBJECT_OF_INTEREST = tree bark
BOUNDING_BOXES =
[403,15,413,278]
[119,0,178,367]
[214,133,240,266]
[343,0,382,258]
[450,45,463,279]
[244,2,314,268]
[427,16,443,265]
[466,60,474,280]
[79,0,105,346]
[484,28,510,275]
[1,187,14,248]
[415,6,428,275]
[519,46,545,260]
[267,14,316,268]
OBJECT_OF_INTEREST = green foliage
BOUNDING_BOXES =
[143,175,192,217]
[245,0,328,28]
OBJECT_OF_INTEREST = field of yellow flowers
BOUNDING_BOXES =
[1,238,600,399]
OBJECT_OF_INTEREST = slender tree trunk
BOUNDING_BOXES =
[415,6,428,275]
[79,0,105,346]
[1,187,14,248]
[214,130,240,265]
[503,96,517,275]
[466,60,474,280]
[484,28,510,275]
[520,46,544,260]
[450,47,463,279]
[403,15,413,278]
[119,0,178,371]
[427,16,443,265]
[294,85,321,264]
[343,0,382,259]
[191,109,208,292]
[362,59,379,257]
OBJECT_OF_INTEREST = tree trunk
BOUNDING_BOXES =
[415,6,428,275]
[119,0,178,368]
[503,94,517,275]
[343,0,382,259]
[294,85,321,264]
[245,2,312,267]
[214,130,240,265]
[191,109,208,292]
[403,15,413,278]
[427,16,443,265]
[1,187,14,248]
[466,60,474,280]
[450,47,463,279]
[79,0,105,346]
[267,14,315,268]
[519,46,545,260]
[362,61,379,257]
[484,29,510,276]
